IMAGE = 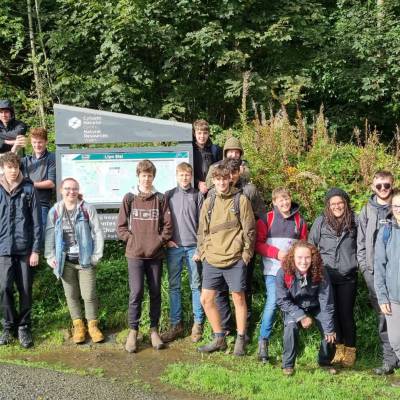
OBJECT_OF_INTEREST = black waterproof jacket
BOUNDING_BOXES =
[0,178,42,255]
[309,214,358,284]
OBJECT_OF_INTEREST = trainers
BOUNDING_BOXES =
[197,335,227,353]
[18,327,33,349]
[0,329,13,346]
[150,328,165,350]
[282,367,294,376]
[374,363,396,375]
[257,339,269,363]
[190,323,203,343]
[233,335,246,357]
[320,365,337,375]
[125,329,138,353]
[161,322,184,343]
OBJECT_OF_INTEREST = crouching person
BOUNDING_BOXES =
[276,241,336,376]
[0,152,41,348]
[45,177,105,344]
[196,164,255,356]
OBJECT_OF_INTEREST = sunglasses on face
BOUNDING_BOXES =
[375,183,391,191]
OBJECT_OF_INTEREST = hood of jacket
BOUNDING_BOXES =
[367,194,392,218]
[0,172,24,194]
[223,137,243,158]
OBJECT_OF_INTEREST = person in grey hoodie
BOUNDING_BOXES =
[374,188,400,364]
[357,170,399,374]
[309,188,358,368]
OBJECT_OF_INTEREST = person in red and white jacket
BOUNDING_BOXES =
[255,188,307,363]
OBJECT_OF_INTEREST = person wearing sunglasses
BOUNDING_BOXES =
[357,170,399,375]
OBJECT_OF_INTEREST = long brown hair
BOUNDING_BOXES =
[324,196,354,236]
[282,241,324,284]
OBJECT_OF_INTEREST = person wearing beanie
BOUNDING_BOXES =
[309,188,358,368]
[0,100,27,154]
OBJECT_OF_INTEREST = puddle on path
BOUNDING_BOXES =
[5,335,225,400]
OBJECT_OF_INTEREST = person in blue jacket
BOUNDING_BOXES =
[276,240,336,376]
[374,188,400,365]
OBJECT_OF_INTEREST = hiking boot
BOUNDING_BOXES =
[282,367,294,376]
[150,328,165,350]
[257,339,269,363]
[374,363,395,375]
[18,326,33,349]
[161,322,184,343]
[88,320,105,343]
[0,328,13,346]
[233,334,246,357]
[331,343,345,365]
[342,346,356,367]
[72,319,87,344]
[197,335,227,353]
[190,323,203,343]
[125,329,138,353]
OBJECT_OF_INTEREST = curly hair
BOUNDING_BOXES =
[282,241,324,284]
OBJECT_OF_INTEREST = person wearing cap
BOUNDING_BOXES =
[309,188,358,368]
[0,100,27,154]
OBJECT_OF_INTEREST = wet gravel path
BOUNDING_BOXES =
[0,363,168,400]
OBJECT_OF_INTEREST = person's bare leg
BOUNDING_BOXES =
[232,291,247,335]
[201,289,221,333]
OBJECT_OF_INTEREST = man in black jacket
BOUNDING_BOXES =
[0,99,27,154]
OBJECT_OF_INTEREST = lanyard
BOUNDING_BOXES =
[64,205,77,244]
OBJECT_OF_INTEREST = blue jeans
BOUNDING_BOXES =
[259,275,277,340]
[166,246,204,325]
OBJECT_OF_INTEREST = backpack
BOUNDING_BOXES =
[206,190,242,231]
[259,210,302,238]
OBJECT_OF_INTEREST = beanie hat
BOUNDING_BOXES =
[325,188,350,205]
[223,137,243,158]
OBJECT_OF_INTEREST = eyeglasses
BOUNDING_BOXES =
[330,201,344,208]
[375,183,391,191]
[392,204,400,210]
[63,187,79,192]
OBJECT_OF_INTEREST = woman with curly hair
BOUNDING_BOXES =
[309,188,358,367]
[276,241,336,376]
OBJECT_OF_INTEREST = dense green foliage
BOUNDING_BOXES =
[1,1,400,137]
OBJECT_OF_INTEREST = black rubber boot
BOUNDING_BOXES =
[257,339,269,363]
[197,335,227,353]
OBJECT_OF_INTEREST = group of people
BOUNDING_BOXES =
[0,104,399,377]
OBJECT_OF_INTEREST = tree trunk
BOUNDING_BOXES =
[377,0,384,27]
[27,0,46,128]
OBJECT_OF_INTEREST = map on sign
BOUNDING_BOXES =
[60,151,190,205]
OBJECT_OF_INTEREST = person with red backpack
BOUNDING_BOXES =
[255,187,307,363]
[276,241,336,376]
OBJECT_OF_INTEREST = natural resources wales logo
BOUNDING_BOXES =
[68,117,82,129]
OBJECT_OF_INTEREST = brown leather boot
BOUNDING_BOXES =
[125,329,138,353]
[72,319,86,344]
[197,335,227,353]
[150,328,165,350]
[342,346,356,367]
[190,323,203,343]
[161,322,184,343]
[331,344,345,365]
[88,320,104,343]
